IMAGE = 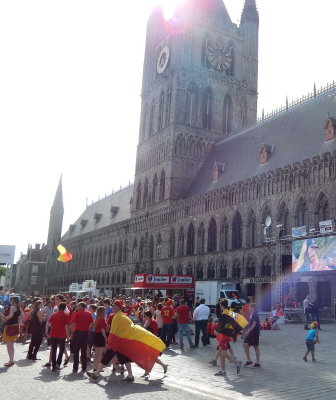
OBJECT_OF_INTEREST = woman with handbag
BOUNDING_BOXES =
[3,296,24,367]
[27,299,44,360]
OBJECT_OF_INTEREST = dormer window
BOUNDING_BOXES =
[212,162,225,181]
[110,206,119,218]
[260,143,273,164]
[324,116,336,141]
[69,224,76,233]
[94,213,102,224]
[80,219,88,228]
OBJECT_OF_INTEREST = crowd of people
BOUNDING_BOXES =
[0,292,320,381]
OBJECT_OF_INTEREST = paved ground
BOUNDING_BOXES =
[1,323,336,400]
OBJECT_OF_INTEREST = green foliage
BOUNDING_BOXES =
[0,266,7,277]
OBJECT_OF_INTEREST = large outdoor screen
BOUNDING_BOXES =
[292,236,336,272]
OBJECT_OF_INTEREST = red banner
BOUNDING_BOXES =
[133,274,194,289]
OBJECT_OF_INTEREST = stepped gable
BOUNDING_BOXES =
[187,87,336,197]
[62,185,133,240]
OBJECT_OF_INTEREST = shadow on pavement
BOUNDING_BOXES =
[34,368,62,382]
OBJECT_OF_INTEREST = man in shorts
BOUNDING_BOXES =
[243,303,261,367]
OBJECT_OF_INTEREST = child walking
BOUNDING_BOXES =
[303,322,319,362]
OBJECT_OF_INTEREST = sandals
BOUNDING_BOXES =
[4,362,14,367]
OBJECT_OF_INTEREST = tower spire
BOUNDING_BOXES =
[240,0,259,25]
[52,174,63,211]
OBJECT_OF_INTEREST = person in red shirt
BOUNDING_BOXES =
[46,302,70,371]
[160,299,174,348]
[124,300,133,317]
[176,299,195,350]
[143,311,158,336]
[70,302,94,372]
[92,306,107,370]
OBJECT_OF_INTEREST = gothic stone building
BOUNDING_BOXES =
[45,0,336,311]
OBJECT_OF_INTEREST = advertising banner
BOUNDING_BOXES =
[319,220,333,234]
[133,274,194,289]
[0,245,15,264]
[291,226,307,238]
[292,236,336,272]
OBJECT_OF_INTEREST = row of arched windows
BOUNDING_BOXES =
[135,170,166,209]
[50,193,331,276]
[141,87,172,141]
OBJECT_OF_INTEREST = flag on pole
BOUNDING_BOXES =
[57,244,72,263]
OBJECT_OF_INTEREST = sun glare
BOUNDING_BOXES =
[154,0,183,20]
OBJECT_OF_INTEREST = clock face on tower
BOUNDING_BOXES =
[206,40,233,72]
[157,46,170,74]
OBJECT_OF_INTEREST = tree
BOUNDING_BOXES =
[0,266,7,277]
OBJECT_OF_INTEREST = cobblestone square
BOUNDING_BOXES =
[1,323,335,400]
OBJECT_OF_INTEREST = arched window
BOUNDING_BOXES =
[156,234,162,259]
[196,263,203,279]
[136,182,142,209]
[261,256,272,276]
[168,265,174,275]
[142,104,148,140]
[186,263,193,275]
[118,241,122,264]
[149,101,155,136]
[168,228,175,258]
[232,211,242,249]
[277,202,290,236]
[123,239,128,263]
[112,244,117,264]
[295,197,308,228]
[158,91,165,131]
[201,37,210,68]
[208,218,217,252]
[207,261,215,279]
[185,83,198,126]
[177,264,183,275]
[148,235,154,260]
[223,95,233,135]
[246,210,256,247]
[239,97,247,128]
[178,227,185,257]
[220,217,229,250]
[165,86,172,126]
[219,261,227,278]
[139,237,145,261]
[159,170,165,201]
[202,87,212,130]
[197,222,205,254]
[143,178,149,207]
[232,259,241,278]
[227,42,234,77]
[116,271,121,284]
[132,239,137,261]
[315,193,329,226]
[186,223,195,256]
[152,174,158,203]
[246,257,256,277]
[122,271,126,284]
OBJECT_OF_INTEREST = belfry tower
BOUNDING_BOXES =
[132,0,259,212]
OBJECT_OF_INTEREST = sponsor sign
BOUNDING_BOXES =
[82,280,96,290]
[146,274,169,284]
[69,283,80,291]
[133,274,194,289]
[319,220,333,234]
[243,276,313,284]
[292,226,307,238]
[0,245,15,264]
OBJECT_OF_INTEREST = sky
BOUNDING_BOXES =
[1,0,335,262]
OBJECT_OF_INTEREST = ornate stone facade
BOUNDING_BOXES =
[45,1,336,311]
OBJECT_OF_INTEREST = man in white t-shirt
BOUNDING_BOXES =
[193,298,210,347]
